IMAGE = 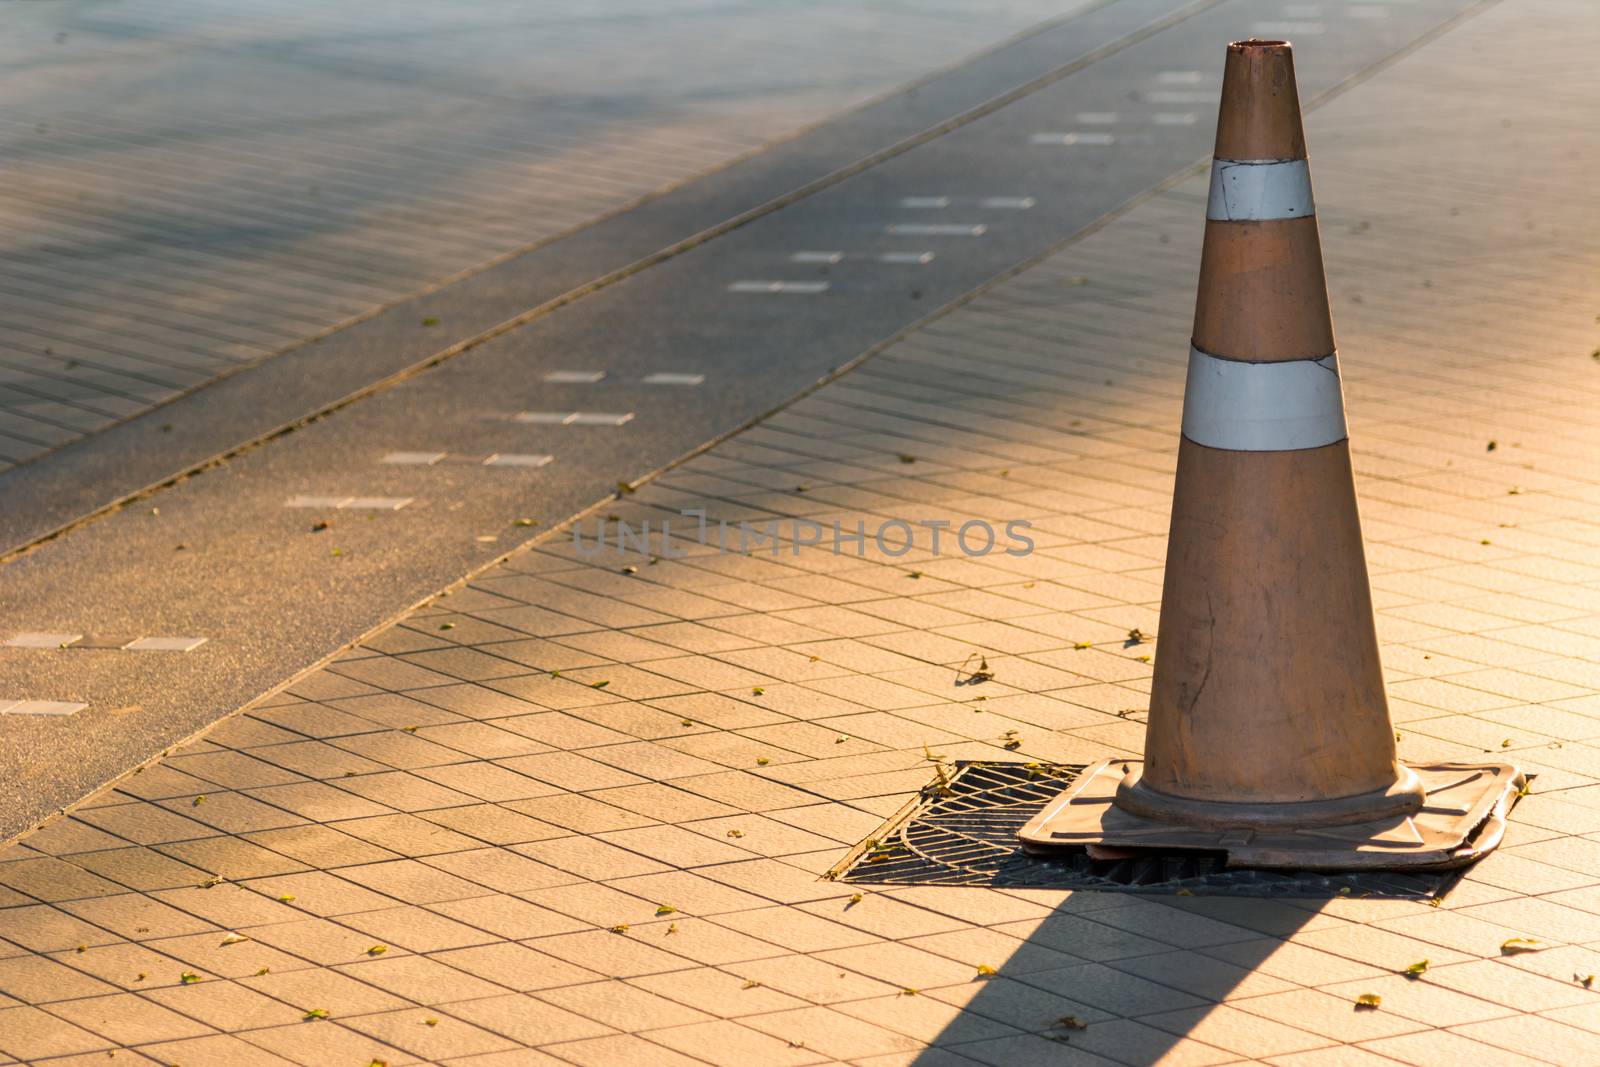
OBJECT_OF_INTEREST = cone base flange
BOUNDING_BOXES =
[1018,759,1524,871]
[1115,764,1427,830]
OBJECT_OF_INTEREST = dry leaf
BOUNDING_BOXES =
[742,979,761,989]
[180,972,200,985]
[1404,959,1429,978]
[1502,938,1544,954]
[366,945,387,956]
[304,1007,329,1021]
[976,964,997,977]
[655,905,676,916]
[609,924,630,934]
[220,934,250,947]
[1355,993,1382,1009]
[1058,1016,1088,1030]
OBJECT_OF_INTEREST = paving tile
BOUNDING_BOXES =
[1231,987,1428,1042]
[441,992,618,1045]
[343,1006,521,1059]
[642,1018,826,1066]
[337,954,510,1003]
[0,905,121,954]
[240,1019,418,1066]
[1446,1017,1600,1067]
[1319,973,1517,1027]
[0,1005,112,1060]
[743,1005,924,1060]
[46,990,217,1044]
[1141,1003,1331,1058]
[431,942,603,992]
[931,1031,1122,1067]
[144,977,308,1030]
[0,955,121,1003]
[1358,1028,1560,1067]
[341,905,500,953]
[139,1033,304,1067]
[1420,959,1596,1012]
[534,978,711,1030]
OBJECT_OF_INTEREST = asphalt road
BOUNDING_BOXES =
[0,0,1493,842]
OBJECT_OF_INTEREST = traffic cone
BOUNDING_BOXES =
[1019,40,1522,870]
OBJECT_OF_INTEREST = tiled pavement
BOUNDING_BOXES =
[0,0,1078,471]
[4,0,1600,1064]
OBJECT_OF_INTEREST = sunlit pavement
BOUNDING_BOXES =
[2,0,1600,1064]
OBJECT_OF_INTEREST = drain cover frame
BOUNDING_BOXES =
[829,761,1463,899]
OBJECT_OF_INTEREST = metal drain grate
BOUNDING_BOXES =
[834,762,1458,899]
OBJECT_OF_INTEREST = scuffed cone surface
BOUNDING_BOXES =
[1143,438,1401,804]
[1214,40,1307,161]
[1192,217,1335,361]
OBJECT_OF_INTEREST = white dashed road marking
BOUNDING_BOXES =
[979,197,1035,210]
[0,701,88,717]
[382,452,553,467]
[544,371,606,383]
[5,634,206,653]
[1143,91,1214,104]
[642,373,706,386]
[1029,132,1116,146]
[878,252,935,264]
[884,223,987,237]
[4,633,81,649]
[512,412,635,426]
[286,496,412,510]
[726,281,830,294]
[125,637,208,652]
[791,252,844,264]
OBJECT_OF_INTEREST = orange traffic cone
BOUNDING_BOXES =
[1020,40,1522,870]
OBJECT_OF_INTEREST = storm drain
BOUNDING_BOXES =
[832,762,1458,899]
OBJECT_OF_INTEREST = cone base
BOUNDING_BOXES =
[1019,758,1524,872]
[1115,764,1425,830]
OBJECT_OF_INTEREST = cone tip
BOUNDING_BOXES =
[1215,39,1306,161]
[1228,38,1292,55]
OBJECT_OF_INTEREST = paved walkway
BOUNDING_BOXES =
[3,0,1600,1064]
[0,0,1078,471]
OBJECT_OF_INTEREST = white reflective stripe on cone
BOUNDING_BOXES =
[1181,346,1348,452]
[1206,159,1314,221]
